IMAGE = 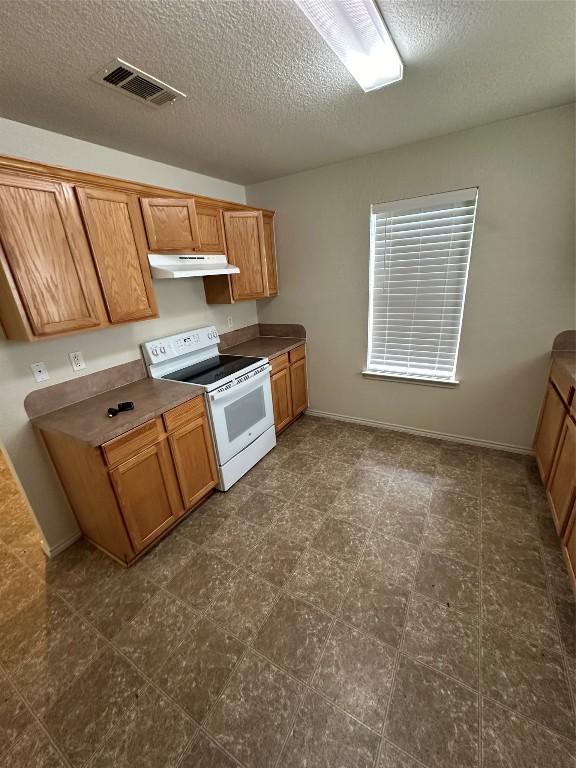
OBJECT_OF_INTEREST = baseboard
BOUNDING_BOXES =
[304,409,533,455]
[44,531,82,558]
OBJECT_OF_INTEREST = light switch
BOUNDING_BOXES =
[30,362,49,383]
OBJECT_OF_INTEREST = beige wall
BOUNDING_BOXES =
[0,118,254,553]
[248,106,575,450]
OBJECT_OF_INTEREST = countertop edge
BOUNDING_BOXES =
[223,336,306,359]
[32,381,205,447]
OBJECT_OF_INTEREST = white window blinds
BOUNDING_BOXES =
[366,188,478,382]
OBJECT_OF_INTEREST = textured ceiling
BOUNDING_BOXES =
[0,0,574,184]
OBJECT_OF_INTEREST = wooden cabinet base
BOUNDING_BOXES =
[534,353,576,593]
[271,344,308,434]
[82,489,217,567]
[40,395,218,565]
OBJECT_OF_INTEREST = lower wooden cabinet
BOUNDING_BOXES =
[169,415,218,508]
[290,356,308,418]
[271,367,293,433]
[110,439,183,551]
[271,344,308,434]
[534,353,576,593]
[534,382,566,483]
[548,415,576,534]
[41,395,218,564]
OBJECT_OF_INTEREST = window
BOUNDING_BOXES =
[366,188,478,383]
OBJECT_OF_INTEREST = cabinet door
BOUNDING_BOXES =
[169,415,218,509]
[140,197,200,250]
[76,186,158,323]
[223,211,269,300]
[0,174,107,337]
[272,368,293,433]
[290,356,308,417]
[262,212,278,297]
[547,416,576,534]
[534,382,566,483]
[196,202,226,253]
[111,439,182,552]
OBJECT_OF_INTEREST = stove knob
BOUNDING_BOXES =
[151,347,159,357]
[160,346,166,354]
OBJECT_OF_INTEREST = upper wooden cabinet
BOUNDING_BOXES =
[0,154,278,338]
[140,197,200,251]
[225,210,269,300]
[0,174,108,339]
[196,201,227,253]
[76,186,158,323]
[262,211,278,297]
[203,210,278,304]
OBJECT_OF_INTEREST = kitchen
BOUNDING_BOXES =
[0,1,575,767]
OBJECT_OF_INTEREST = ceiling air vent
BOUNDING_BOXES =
[92,58,186,108]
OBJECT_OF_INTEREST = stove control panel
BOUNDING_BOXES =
[142,326,219,365]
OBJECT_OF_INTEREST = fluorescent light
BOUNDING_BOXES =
[293,0,403,92]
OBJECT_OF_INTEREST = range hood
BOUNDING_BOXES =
[148,253,240,278]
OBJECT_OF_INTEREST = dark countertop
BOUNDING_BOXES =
[223,336,305,360]
[32,378,205,447]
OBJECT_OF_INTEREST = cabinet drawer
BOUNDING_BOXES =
[163,396,206,433]
[102,419,162,467]
[271,353,289,375]
[289,345,306,364]
[550,360,575,407]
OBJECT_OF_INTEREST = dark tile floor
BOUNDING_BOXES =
[1,416,575,767]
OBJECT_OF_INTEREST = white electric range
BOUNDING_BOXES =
[142,326,276,491]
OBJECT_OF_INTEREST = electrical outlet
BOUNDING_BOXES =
[68,351,86,372]
[227,316,234,329]
[30,362,49,383]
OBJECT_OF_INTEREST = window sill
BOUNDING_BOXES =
[362,370,460,388]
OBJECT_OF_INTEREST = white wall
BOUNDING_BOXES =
[0,118,253,553]
[248,106,575,450]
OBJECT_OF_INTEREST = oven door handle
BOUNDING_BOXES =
[209,366,272,402]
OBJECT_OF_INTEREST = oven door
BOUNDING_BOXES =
[208,367,274,466]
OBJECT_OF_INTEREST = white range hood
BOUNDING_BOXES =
[148,253,239,278]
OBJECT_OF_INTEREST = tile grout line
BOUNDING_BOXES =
[538,528,576,724]
[4,430,447,767]
[0,658,76,768]
[376,449,437,768]
[271,458,385,768]
[478,464,486,768]
[4,420,574,765]
[212,459,576,752]
[6,445,397,765]
[62,579,250,768]
[479,459,576,751]
[480,692,576,747]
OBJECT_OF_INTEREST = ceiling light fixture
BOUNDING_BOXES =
[293,0,403,92]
